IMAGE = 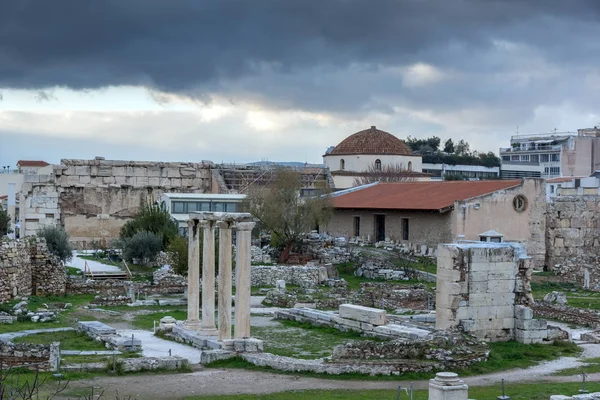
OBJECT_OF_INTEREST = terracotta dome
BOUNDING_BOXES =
[329,126,414,156]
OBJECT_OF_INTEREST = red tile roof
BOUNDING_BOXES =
[332,180,522,212]
[328,126,415,156]
[17,160,49,167]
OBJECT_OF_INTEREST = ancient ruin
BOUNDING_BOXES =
[436,242,548,343]
[172,211,263,351]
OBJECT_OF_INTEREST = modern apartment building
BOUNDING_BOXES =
[499,127,600,179]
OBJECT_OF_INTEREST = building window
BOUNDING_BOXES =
[502,156,510,161]
[407,161,412,171]
[401,218,409,240]
[551,153,560,162]
[540,154,550,162]
[520,155,529,162]
[172,201,185,213]
[530,154,539,163]
[513,195,528,212]
[340,159,345,170]
[353,216,360,237]
[511,155,519,161]
[550,185,555,194]
[374,159,382,171]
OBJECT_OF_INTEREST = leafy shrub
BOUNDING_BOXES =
[122,231,163,265]
[120,203,179,249]
[166,235,188,275]
[37,225,73,262]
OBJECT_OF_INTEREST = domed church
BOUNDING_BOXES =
[323,126,426,188]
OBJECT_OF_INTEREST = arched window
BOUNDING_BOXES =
[340,159,345,170]
[374,159,382,171]
[408,161,412,172]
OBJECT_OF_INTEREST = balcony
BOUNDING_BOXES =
[500,145,562,153]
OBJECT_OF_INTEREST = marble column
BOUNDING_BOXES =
[199,219,218,336]
[217,220,233,340]
[234,221,255,339]
[184,219,201,329]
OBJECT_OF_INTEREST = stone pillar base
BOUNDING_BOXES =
[198,328,219,337]
[184,320,201,330]
[429,372,469,400]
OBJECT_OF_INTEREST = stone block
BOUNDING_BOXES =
[515,305,533,320]
[167,168,181,178]
[133,167,148,177]
[75,166,91,175]
[428,372,469,400]
[515,318,547,331]
[339,304,387,326]
[136,176,149,186]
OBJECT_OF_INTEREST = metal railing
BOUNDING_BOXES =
[122,260,132,279]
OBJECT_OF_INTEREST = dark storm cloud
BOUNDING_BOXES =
[1,0,599,91]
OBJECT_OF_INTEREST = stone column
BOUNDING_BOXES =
[217,220,233,340]
[234,221,255,339]
[199,219,218,336]
[185,219,201,329]
[428,372,469,400]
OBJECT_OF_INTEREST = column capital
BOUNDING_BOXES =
[235,221,255,231]
[216,220,233,229]
[199,219,215,229]
[187,218,198,229]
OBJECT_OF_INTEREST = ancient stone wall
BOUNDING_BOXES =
[546,196,600,287]
[435,242,546,343]
[0,239,66,303]
[0,342,52,370]
[21,158,214,247]
[250,265,328,287]
[65,279,186,296]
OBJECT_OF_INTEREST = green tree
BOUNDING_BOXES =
[0,207,11,236]
[455,139,471,156]
[242,169,332,262]
[443,138,455,153]
[120,203,179,249]
[37,225,73,262]
[405,136,441,152]
[122,231,163,265]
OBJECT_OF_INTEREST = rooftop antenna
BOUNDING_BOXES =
[515,126,519,135]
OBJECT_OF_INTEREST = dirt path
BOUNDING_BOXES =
[63,363,598,399]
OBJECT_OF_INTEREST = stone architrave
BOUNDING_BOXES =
[234,221,255,339]
[199,219,218,336]
[217,220,233,340]
[184,219,201,329]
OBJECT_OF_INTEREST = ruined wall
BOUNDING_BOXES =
[435,243,546,343]
[546,196,600,287]
[21,159,214,247]
[452,178,546,269]
[0,239,66,303]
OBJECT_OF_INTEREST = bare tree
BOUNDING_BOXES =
[352,163,419,186]
[0,362,69,400]
[242,168,332,262]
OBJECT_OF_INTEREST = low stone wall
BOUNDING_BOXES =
[251,265,328,287]
[66,279,185,296]
[314,283,432,311]
[78,321,141,351]
[0,342,53,370]
[532,303,600,328]
[0,238,66,303]
[62,356,188,373]
[331,331,488,369]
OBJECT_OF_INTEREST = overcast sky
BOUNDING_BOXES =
[2,0,600,167]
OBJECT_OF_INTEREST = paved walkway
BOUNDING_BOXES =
[70,251,122,273]
[118,329,204,364]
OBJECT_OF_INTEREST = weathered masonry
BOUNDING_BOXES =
[436,242,548,343]
[20,158,214,247]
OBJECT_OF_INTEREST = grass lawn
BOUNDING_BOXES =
[251,319,380,359]
[183,382,600,400]
[12,330,107,351]
[336,262,435,291]
[531,281,600,310]
[133,310,188,330]
[0,294,96,334]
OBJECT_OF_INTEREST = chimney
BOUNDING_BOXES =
[371,125,376,129]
